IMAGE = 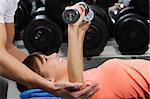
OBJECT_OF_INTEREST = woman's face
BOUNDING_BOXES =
[36,53,68,81]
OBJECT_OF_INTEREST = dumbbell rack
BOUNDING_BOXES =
[58,38,150,57]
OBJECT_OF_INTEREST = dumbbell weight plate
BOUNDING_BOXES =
[90,4,114,38]
[83,16,108,57]
[116,6,136,20]
[23,18,62,55]
[115,13,149,54]
[111,7,135,38]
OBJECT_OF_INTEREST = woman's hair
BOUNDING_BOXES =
[16,52,44,92]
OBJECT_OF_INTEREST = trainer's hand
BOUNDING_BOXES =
[51,81,99,99]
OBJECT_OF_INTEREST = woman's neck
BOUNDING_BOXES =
[55,67,69,82]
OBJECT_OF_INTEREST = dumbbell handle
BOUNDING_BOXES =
[62,2,94,24]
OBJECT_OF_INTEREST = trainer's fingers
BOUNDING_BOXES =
[55,81,83,90]
[76,82,99,97]
[88,86,100,96]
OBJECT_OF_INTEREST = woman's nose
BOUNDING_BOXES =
[52,53,57,57]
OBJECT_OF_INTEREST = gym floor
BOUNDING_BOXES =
[5,39,150,99]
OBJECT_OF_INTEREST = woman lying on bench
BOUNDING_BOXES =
[17,3,150,99]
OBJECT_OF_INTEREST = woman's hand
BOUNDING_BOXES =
[67,3,86,33]
[51,81,99,99]
[67,3,91,42]
[78,21,91,41]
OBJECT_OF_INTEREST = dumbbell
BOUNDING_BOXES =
[83,4,110,57]
[114,7,149,55]
[23,1,62,55]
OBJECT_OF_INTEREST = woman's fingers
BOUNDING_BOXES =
[75,4,86,24]
[78,22,91,34]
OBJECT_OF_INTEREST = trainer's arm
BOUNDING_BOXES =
[0,23,54,92]
[5,23,27,62]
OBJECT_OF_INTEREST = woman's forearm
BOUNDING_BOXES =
[78,32,85,68]
[67,27,84,83]
[67,3,90,84]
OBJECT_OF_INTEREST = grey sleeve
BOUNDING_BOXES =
[0,0,5,23]
[4,0,20,23]
[0,76,8,99]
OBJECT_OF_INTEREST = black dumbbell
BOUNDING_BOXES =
[83,4,109,57]
[114,7,149,55]
[23,2,62,55]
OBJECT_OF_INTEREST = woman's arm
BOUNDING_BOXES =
[67,25,84,83]
[67,4,90,83]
